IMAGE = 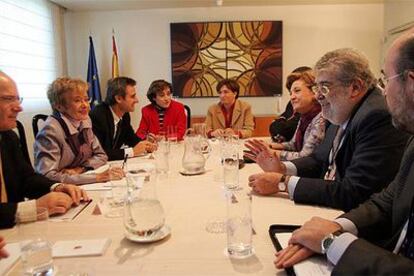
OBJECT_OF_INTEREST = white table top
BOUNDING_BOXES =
[1,142,342,275]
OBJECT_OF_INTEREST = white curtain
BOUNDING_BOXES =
[0,0,66,105]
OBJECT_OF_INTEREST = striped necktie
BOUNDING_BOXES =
[113,120,121,149]
[324,126,345,180]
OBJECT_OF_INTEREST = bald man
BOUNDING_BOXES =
[0,71,88,229]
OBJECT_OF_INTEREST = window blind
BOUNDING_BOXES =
[0,0,64,100]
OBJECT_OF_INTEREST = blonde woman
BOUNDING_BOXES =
[34,77,110,184]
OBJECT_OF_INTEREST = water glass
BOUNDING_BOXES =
[222,145,239,190]
[16,207,54,275]
[226,190,253,259]
[106,162,127,217]
[166,125,178,144]
[155,139,170,174]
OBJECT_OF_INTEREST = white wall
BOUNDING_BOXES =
[64,3,384,129]
[382,1,414,57]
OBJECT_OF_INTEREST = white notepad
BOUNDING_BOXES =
[49,200,92,222]
[52,238,111,258]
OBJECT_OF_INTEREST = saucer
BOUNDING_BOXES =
[179,169,206,176]
[125,225,171,243]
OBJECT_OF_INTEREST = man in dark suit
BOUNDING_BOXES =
[0,71,88,229]
[90,77,156,161]
[246,49,408,211]
[274,30,414,274]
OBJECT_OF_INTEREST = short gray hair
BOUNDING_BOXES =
[314,48,376,90]
[47,77,88,113]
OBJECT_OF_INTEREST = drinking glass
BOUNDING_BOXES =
[221,135,240,190]
[16,207,54,275]
[106,162,126,218]
[154,137,170,174]
[166,125,178,144]
[226,189,253,259]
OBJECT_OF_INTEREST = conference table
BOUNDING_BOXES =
[1,141,342,275]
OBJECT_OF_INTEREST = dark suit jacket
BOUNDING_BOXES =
[0,131,54,229]
[90,102,141,161]
[291,87,409,211]
[333,137,414,275]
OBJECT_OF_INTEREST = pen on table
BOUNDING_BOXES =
[122,155,128,170]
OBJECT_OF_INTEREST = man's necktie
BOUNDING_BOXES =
[397,141,414,259]
[0,149,8,203]
[113,121,121,149]
[399,201,414,259]
[324,126,345,180]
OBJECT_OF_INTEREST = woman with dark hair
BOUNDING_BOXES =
[267,70,325,160]
[205,79,255,138]
[136,79,186,140]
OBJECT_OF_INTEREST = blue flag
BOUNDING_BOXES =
[87,36,101,109]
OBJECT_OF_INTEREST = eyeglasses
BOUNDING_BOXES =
[311,84,335,96]
[379,70,405,87]
[0,96,23,104]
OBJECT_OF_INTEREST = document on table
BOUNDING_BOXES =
[275,233,333,275]
[83,164,109,175]
[82,182,111,191]
[0,242,20,275]
[50,200,93,222]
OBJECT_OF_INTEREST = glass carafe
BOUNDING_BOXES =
[193,123,211,158]
[124,172,165,238]
[182,130,206,173]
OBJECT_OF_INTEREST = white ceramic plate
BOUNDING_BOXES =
[125,225,171,243]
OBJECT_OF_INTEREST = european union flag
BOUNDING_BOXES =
[87,36,101,109]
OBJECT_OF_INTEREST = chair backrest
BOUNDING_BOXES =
[183,104,191,129]
[15,120,31,164]
[32,114,48,137]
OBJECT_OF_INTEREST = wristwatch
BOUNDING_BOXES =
[321,230,343,254]
[278,175,288,192]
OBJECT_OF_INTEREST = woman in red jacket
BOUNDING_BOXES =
[136,80,186,140]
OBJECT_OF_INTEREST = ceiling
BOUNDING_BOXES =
[50,0,385,11]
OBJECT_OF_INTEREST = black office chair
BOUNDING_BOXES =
[15,120,31,164]
[32,114,48,137]
[184,104,191,129]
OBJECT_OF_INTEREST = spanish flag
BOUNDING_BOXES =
[112,35,119,78]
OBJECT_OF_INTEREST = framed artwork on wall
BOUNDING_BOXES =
[170,21,283,98]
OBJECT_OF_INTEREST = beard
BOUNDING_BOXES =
[389,87,414,134]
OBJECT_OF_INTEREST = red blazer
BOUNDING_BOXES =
[136,100,187,140]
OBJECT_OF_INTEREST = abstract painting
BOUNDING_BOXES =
[170,21,282,97]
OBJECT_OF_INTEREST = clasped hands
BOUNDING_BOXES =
[274,217,342,269]
[210,128,238,138]
[36,184,89,216]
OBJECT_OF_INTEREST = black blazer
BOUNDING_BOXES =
[0,131,54,229]
[90,102,141,161]
[334,137,414,275]
[291,87,409,211]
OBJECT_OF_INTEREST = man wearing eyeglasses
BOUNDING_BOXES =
[274,30,414,274]
[246,48,408,211]
[0,71,89,229]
